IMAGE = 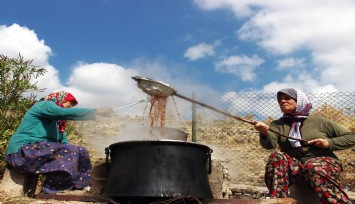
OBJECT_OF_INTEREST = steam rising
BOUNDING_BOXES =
[82,117,187,158]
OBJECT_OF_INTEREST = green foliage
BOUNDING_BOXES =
[65,121,85,146]
[0,54,46,169]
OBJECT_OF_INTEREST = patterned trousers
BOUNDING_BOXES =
[5,141,92,194]
[265,151,351,204]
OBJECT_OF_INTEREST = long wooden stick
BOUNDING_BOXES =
[174,93,309,143]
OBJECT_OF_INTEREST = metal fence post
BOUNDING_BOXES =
[192,93,196,142]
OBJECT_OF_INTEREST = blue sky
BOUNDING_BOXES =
[1,0,355,108]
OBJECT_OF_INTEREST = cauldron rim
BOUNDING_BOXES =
[108,140,211,149]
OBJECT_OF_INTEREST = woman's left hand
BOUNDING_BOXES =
[307,138,330,148]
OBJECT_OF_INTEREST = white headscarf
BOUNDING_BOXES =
[277,88,312,147]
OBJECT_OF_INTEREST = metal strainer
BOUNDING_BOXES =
[131,76,176,97]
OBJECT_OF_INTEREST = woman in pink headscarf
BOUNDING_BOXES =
[5,91,110,194]
[253,88,355,204]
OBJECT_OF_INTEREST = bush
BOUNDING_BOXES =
[0,54,46,169]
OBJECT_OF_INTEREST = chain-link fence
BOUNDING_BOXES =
[102,91,355,188]
[185,92,355,187]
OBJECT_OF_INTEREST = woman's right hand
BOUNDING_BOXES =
[253,121,269,138]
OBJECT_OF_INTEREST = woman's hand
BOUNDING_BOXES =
[253,121,269,138]
[307,138,330,148]
[96,107,113,117]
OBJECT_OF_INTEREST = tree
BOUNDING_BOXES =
[0,54,46,168]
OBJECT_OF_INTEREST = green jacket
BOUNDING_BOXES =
[6,100,96,154]
[260,115,355,163]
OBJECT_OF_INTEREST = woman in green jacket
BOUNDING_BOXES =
[253,88,355,204]
[5,91,109,194]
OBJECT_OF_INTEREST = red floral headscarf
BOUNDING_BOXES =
[44,91,78,133]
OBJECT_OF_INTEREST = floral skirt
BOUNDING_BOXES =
[5,141,92,194]
[264,151,351,204]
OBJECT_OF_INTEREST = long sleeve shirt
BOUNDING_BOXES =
[259,115,355,163]
[6,100,96,154]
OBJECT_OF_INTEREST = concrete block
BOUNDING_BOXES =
[91,160,108,194]
[0,168,25,195]
[0,168,38,197]
[208,160,230,199]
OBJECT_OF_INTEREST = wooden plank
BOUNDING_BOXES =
[35,193,111,203]
[202,198,297,204]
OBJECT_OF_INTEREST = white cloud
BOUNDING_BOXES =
[313,48,355,92]
[184,43,215,60]
[237,2,355,55]
[215,55,264,81]
[221,90,281,120]
[66,62,144,107]
[262,73,337,94]
[0,24,62,96]
[193,0,255,17]
[276,58,305,70]
[194,0,355,92]
[34,65,63,92]
[0,24,52,67]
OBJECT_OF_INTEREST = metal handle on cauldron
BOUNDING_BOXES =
[207,149,213,174]
[105,147,111,173]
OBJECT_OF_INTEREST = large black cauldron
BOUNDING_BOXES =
[104,140,213,202]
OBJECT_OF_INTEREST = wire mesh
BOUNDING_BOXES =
[189,92,355,187]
